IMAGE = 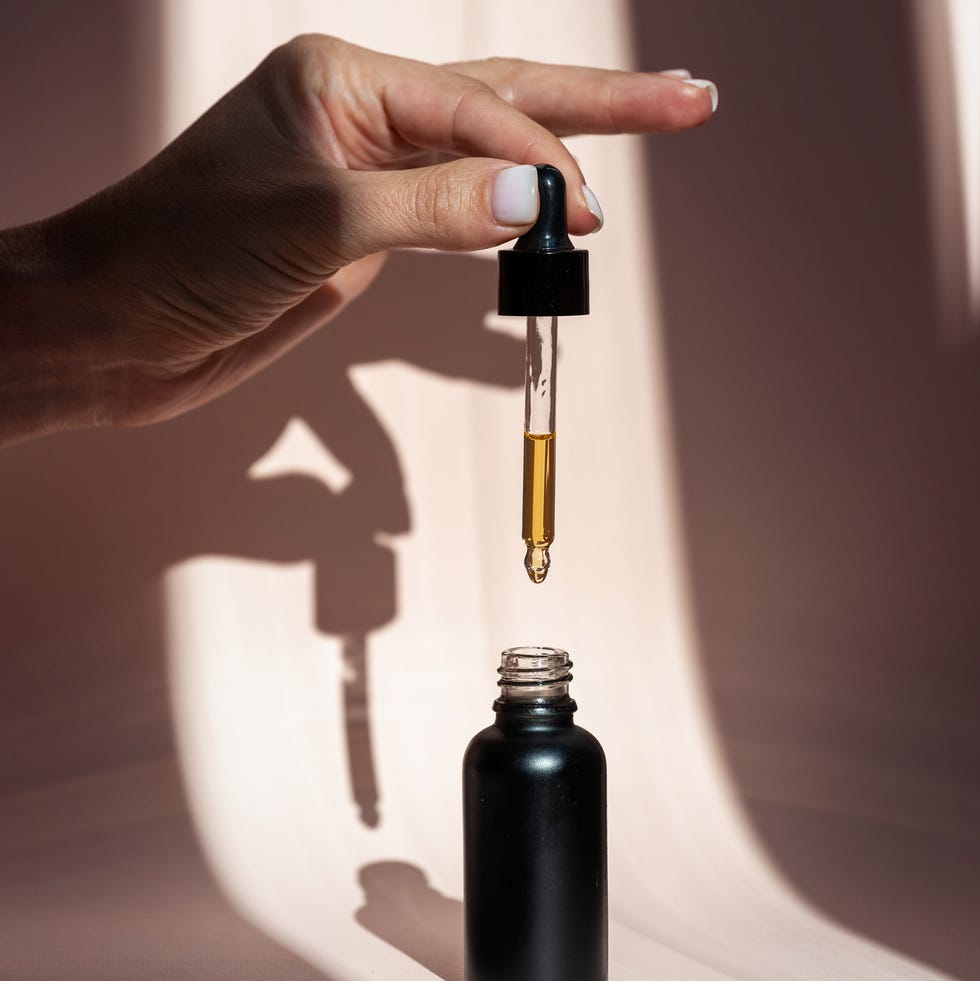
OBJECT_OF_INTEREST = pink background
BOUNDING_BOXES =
[1,2,977,978]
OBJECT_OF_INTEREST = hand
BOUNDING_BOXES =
[1,35,716,442]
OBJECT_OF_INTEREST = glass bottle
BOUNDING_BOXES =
[463,647,607,981]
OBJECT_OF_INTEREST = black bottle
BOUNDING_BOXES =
[463,647,607,981]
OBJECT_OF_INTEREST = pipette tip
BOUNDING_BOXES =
[524,545,551,584]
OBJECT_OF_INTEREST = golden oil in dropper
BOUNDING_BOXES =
[522,431,556,583]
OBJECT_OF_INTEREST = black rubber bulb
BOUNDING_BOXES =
[514,164,574,253]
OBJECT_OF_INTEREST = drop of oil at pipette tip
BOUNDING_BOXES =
[524,545,550,584]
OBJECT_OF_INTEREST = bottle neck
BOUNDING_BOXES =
[493,647,577,724]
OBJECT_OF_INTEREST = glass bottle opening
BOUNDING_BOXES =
[497,646,573,703]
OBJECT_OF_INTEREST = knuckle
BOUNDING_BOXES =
[411,170,459,234]
[263,34,345,95]
[482,55,527,75]
[281,32,338,64]
[257,35,340,148]
[267,35,307,72]
[480,57,528,101]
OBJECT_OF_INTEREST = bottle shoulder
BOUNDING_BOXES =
[463,718,606,772]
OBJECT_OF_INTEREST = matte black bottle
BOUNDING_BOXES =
[463,647,607,981]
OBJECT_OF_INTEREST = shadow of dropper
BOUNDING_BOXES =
[341,631,379,828]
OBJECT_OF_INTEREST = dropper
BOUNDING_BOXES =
[498,165,589,583]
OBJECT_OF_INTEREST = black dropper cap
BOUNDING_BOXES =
[498,164,589,317]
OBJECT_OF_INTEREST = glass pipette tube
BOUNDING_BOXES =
[523,314,558,583]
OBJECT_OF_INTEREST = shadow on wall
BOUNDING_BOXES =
[4,5,316,979]
[632,1,980,977]
[0,246,511,979]
[0,4,519,977]
[356,861,464,981]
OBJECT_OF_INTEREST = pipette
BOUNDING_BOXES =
[498,165,589,583]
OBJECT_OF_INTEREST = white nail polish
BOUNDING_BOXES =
[660,69,693,79]
[684,78,719,112]
[582,186,604,233]
[492,165,539,225]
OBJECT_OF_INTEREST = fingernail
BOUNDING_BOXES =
[492,164,539,225]
[659,68,693,79]
[582,186,604,233]
[684,78,719,112]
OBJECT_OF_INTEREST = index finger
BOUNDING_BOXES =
[445,57,716,136]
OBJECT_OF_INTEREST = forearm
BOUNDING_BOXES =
[0,220,119,448]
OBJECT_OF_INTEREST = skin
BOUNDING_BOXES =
[0,34,714,447]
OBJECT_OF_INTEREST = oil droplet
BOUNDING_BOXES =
[524,545,550,584]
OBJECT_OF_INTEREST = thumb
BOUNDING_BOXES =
[334,159,541,258]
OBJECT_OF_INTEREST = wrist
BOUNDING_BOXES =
[0,218,123,447]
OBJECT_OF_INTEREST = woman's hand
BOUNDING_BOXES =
[1,34,716,442]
